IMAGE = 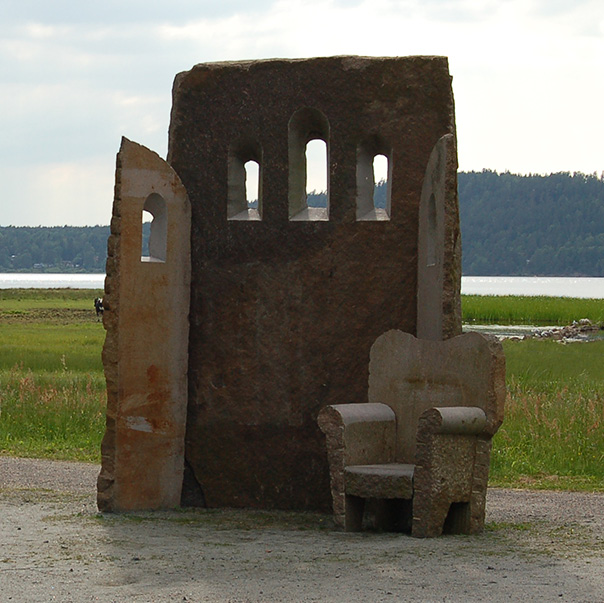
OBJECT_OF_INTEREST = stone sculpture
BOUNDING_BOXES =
[97,56,466,515]
[318,330,506,536]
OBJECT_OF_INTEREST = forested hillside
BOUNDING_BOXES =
[1,171,603,275]
[0,226,109,272]
[459,171,604,276]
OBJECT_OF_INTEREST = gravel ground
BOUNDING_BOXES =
[1,456,604,602]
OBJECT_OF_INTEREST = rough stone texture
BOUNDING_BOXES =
[369,330,505,463]
[412,407,490,537]
[317,403,397,525]
[345,464,414,499]
[166,56,459,510]
[97,138,191,512]
[319,331,505,535]
[416,133,462,341]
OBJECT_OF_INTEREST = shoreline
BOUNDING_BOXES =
[3,275,604,298]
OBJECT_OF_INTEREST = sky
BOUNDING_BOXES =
[1,0,603,226]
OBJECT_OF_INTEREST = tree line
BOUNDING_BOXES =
[1,171,603,275]
[459,170,604,276]
[0,225,109,272]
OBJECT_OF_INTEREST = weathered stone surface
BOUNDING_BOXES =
[369,330,506,464]
[412,406,490,537]
[319,331,505,535]
[345,464,414,499]
[97,138,191,512]
[166,56,459,510]
[417,133,462,341]
[318,403,397,525]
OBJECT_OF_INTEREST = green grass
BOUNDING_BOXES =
[490,339,604,490]
[463,294,604,490]
[0,367,106,461]
[462,294,604,326]
[2,289,604,491]
[503,338,604,389]
[0,289,106,461]
[0,287,103,309]
[0,323,104,372]
[466,294,604,490]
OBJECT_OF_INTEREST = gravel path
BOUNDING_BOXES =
[1,456,604,602]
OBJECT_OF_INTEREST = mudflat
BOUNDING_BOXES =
[1,457,603,602]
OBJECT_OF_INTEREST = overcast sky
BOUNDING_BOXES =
[2,0,603,226]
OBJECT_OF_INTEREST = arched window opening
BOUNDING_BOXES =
[141,193,167,263]
[289,108,329,221]
[245,160,260,210]
[373,153,389,210]
[356,138,391,221]
[228,140,262,220]
[305,139,328,213]
[141,210,152,257]
[427,193,437,267]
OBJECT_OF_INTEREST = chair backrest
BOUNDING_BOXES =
[368,331,505,464]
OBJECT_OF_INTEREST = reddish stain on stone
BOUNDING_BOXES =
[147,365,160,384]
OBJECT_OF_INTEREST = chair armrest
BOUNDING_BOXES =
[412,406,492,537]
[318,403,396,466]
[318,403,396,528]
[418,406,487,436]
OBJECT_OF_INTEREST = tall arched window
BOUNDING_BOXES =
[356,137,391,221]
[141,193,167,262]
[288,108,329,221]
[228,139,263,220]
[244,160,260,210]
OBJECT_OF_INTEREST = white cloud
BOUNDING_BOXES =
[0,0,602,225]
[0,159,114,226]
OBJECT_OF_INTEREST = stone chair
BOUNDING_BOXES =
[318,330,505,537]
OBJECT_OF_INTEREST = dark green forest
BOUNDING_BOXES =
[1,171,603,275]
[0,225,109,273]
[459,171,604,276]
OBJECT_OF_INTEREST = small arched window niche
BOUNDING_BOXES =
[356,137,392,221]
[288,108,329,221]
[141,193,167,263]
[228,140,262,221]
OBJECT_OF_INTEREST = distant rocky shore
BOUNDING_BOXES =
[514,318,602,342]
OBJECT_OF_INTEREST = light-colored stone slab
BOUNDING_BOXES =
[97,138,191,511]
[369,330,505,464]
[417,133,462,341]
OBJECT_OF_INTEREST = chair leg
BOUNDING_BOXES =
[412,498,449,538]
[344,495,365,531]
[374,499,399,532]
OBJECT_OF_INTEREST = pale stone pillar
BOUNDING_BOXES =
[97,138,191,511]
[417,133,462,341]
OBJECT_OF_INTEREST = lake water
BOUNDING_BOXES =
[0,273,105,289]
[461,276,604,299]
[1,274,604,298]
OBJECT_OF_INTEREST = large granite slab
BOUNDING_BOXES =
[166,56,460,510]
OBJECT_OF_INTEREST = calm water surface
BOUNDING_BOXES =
[462,276,604,298]
[1,274,604,298]
[0,273,105,289]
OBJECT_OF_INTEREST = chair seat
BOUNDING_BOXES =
[344,463,415,499]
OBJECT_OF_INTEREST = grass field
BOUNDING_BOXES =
[465,295,604,489]
[0,289,105,461]
[492,339,604,490]
[1,289,603,490]
[463,294,604,326]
